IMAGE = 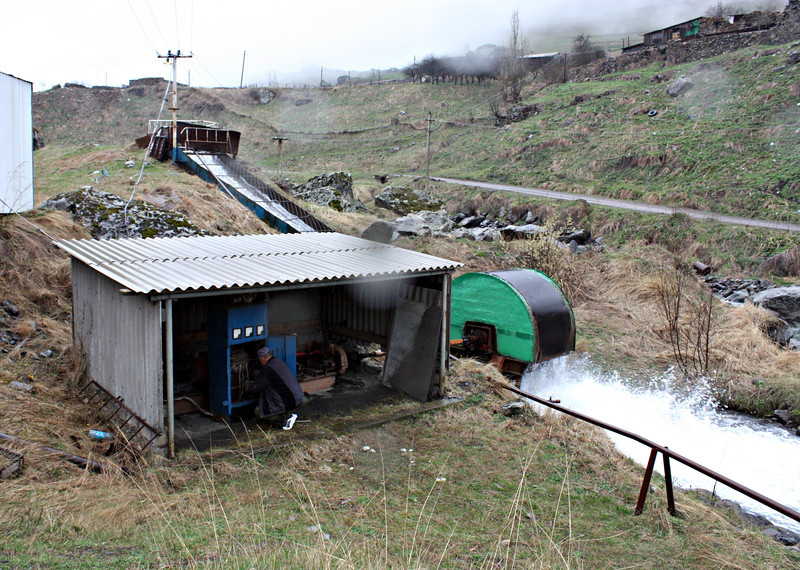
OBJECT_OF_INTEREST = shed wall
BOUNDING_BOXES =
[72,259,164,432]
[0,73,33,213]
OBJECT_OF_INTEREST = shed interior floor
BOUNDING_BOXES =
[173,367,404,452]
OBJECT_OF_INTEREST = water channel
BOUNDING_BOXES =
[520,353,800,535]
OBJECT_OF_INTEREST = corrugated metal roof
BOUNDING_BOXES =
[55,233,461,295]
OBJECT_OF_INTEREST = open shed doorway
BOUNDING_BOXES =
[166,275,447,451]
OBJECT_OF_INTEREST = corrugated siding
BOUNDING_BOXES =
[324,280,443,344]
[55,233,461,295]
[0,73,33,213]
[72,259,163,432]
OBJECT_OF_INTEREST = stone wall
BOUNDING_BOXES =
[573,1,800,80]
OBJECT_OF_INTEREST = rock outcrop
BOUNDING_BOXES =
[41,186,210,240]
[292,172,366,212]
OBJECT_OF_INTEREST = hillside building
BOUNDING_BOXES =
[56,232,461,455]
[0,72,33,214]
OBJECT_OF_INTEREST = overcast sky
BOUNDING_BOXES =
[1,0,784,90]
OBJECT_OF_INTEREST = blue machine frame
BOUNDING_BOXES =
[207,303,297,418]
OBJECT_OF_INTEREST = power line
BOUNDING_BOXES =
[146,0,169,47]
[125,0,159,53]
[173,0,181,48]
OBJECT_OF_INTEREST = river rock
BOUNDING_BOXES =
[373,187,442,215]
[394,211,454,237]
[751,286,800,323]
[773,409,792,425]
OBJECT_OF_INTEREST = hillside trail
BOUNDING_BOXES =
[428,176,800,233]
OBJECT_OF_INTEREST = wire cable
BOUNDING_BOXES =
[146,0,169,47]
[174,0,181,49]
[122,77,174,237]
[125,0,159,54]
[0,196,58,242]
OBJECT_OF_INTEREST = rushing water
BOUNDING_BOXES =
[519,353,800,535]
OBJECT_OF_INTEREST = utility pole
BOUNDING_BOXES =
[425,111,435,178]
[563,52,568,83]
[272,136,287,176]
[240,51,246,89]
[157,50,192,161]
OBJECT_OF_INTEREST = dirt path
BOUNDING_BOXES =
[431,177,800,233]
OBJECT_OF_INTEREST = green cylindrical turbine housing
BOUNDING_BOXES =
[450,269,575,364]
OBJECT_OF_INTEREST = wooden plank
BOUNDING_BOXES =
[299,375,336,394]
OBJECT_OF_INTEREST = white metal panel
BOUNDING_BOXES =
[0,73,33,213]
[72,259,163,432]
[55,233,462,295]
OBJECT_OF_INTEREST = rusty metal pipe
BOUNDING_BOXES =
[495,380,800,524]
[0,432,109,474]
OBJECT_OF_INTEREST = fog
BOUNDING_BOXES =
[0,0,787,90]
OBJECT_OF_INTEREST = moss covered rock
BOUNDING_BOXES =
[41,186,211,240]
[374,187,442,215]
[293,172,366,212]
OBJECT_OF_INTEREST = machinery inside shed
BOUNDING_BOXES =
[168,275,447,422]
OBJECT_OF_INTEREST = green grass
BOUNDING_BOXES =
[235,42,800,224]
[3,386,796,568]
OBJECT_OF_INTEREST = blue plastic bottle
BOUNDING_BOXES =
[87,430,114,441]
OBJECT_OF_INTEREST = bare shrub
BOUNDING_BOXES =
[501,217,585,303]
[654,263,718,376]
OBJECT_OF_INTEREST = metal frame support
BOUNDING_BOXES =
[635,448,658,515]
[165,299,175,458]
[440,273,451,382]
[663,449,676,516]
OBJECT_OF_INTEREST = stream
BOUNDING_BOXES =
[519,353,800,536]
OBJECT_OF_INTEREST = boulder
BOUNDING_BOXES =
[468,227,501,242]
[557,228,592,245]
[394,211,454,237]
[293,172,366,213]
[667,76,695,97]
[361,220,396,243]
[499,223,543,240]
[751,286,800,324]
[458,215,484,228]
[2,301,19,318]
[374,187,442,215]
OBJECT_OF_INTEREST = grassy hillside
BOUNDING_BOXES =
[9,40,800,566]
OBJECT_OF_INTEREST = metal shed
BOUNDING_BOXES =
[0,72,33,214]
[55,232,461,455]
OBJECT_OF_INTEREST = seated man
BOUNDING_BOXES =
[246,346,304,424]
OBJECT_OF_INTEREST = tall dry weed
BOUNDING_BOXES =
[500,217,588,303]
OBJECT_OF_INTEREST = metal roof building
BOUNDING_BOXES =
[0,72,33,214]
[57,233,461,455]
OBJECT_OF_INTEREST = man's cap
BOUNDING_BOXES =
[257,346,273,359]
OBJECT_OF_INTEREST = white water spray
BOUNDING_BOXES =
[520,353,800,535]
